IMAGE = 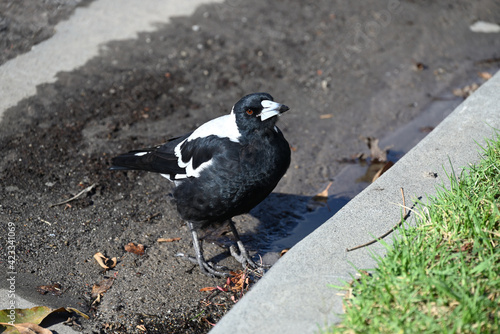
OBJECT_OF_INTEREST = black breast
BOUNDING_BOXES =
[174,128,290,229]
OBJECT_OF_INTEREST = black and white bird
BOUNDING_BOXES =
[110,92,291,277]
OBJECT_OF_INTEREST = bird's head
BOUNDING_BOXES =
[231,92,289,134]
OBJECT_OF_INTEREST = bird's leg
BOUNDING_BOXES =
[176,221,229,277]
[227,220,261,269]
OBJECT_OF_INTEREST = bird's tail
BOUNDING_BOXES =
[109,150,154,171]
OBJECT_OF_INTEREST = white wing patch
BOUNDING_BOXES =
[186,159,213,177]
[172,113,240,179]
[188,113,241,143]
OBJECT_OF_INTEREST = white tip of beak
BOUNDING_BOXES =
[259,100,289,121]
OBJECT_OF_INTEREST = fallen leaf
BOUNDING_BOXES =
[413,62,428,71]
[419,126,434,133]
[199,286,227,293]
[91,277,115,304]
[0,322,52,334]
[460,241,474,252]
[36,283,62,296]
[308,182,333,211]
[93,252,117,270]
[372,161,394,182]
[453,83,479,98]
[124,242,145,256]
[313,182,332,199]
[478,71,492,80]
[319,114,333,119]
[157,237,181,243]
[356,161,387,184]
[227,271,250,292]
[137,324,147,332]
[362,137,390,163]
[0,306,88,334]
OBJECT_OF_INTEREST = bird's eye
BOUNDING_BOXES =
[246,109,254,115]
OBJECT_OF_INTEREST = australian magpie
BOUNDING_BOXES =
[110,92,291,277]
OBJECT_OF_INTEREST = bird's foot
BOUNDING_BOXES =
[175,252,229,278]
[229,240,269,273]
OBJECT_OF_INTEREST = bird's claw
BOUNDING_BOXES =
[175,252,229,277]
[229,241,269,274]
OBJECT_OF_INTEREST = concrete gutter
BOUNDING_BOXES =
[210,71,500,333]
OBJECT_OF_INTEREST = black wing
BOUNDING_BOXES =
[110,133,191,178]
[110,132,239,181]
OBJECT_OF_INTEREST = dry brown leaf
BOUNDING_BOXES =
[91,277,115,304]
[320,114,333,119]
[308,182,333,211]
[0,306,88,334]
[93,252,117,270]
[372,161,394,182]
[413,62,428,71]
[124,242,145,256]
[478,71,492,80]
[199,286,227,292]
[460,241,474,252]
[157,237,181,243]
[227,271,251,293]
[362,137,390,162]
[453,83,479,98]
[0,322,53,334]
[36,283,62,296]
[419,126,434,133]
[314,182,332,199]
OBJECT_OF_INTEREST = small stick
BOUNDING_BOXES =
[142,212,161,223]
[50,183,96,207]
[40,218,52,225]
[346,188,408,252]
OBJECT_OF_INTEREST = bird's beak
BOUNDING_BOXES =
[259,100,289,121]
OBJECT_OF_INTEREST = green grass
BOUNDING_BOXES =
[325,133,500,334]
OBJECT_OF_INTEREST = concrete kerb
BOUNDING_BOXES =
[210,71,500,334]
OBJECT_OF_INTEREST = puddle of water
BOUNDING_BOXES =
[257,97,462,258]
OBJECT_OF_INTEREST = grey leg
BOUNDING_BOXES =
[228,220,260,269]
[176,221,229,277]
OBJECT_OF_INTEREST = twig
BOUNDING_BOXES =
[142,212,161,223]
[346,188,409,252]
[40,218,52,226]
[50,184,96,207]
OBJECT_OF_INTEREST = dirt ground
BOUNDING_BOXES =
[1,0,500,333]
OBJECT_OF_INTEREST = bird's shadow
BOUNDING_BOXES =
[248,192,350,252]
[204,191,351,265]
